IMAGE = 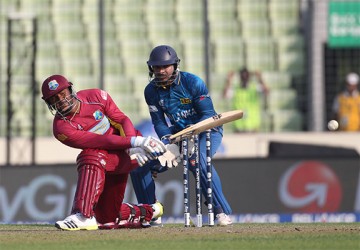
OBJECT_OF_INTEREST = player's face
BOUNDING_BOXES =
[152,64,174,82]
[47,88,76,115]
[346,83,358,93]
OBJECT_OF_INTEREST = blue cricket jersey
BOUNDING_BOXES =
[144,71,222,139]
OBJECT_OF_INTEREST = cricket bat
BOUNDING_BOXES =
[169,110,243,142]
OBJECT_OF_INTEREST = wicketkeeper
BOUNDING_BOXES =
[130,45,233,226]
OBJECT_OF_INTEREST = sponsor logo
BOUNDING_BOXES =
[0,174,183,222]
[100,159,107,167]
[48,80,59,90]
[56,134,67,141]
[100,90,107,100]
[212,114,222,120]
[292,213,357,223]
[279,161,342,213]
[89,115,110,135]
[180,98,191,104]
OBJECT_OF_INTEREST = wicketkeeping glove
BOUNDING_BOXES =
[127,148,155,167]
[131,136,166,157]
[158,144,181,168]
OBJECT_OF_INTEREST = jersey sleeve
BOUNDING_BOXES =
[192,76,217,121]
[53,119,132,150]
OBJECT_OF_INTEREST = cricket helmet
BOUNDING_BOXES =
[147,45,180,87]
[41,74,73,101]
[41,74,77,116]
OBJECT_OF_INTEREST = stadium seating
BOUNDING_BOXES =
[208,0,237,22]
[276,34,305,76]
[20,0,52,20]
[269,0,300,21]
[115,21,147,41]
[245,37,277,72]
[36,56,62,82]
[147,20,178,45]
[178,19,204,41]
[52,0,83,24]
[119,40,151,76]
[271,109,303,132]
[104,74,133,94]
[261,71,292,90]
[182,38,208,76]
[145,0,175,23]
[271,18,300,37]
[237,0,268,22]
[113,0,145,23]
[0,0,306,136]
[131,74,150,97]
[70,75,97,91]
[267,89,298,111]
[241,19,271,39]
[209,20,241,41]
[176,0,203,23]
[213,36,245,75]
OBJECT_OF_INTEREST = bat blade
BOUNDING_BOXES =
[169,110,243,142]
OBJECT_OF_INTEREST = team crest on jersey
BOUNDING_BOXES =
[180,98,191,104]
[57,133,67,141]
[93,110,104,121]
[48,80,59,90]
[159,99,165,107]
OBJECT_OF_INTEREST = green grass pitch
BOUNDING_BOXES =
[0,223,359,250]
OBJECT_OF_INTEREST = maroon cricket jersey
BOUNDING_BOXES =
[52,89,139,172]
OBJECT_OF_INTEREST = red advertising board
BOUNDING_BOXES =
[0,157,359,223]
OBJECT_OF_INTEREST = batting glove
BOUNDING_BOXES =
[131,136,166,157]
[158,144,181,168]
[127,148,155,167]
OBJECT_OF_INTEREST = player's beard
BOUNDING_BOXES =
[54,95,77,117]
[154,71,177,88]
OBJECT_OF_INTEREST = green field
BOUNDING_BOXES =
[0,223,359,250]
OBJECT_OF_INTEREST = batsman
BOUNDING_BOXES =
[41,74,166,230]
[130,45,233,226]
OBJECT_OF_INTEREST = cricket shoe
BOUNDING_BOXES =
[150,217,163,227]
[55,213,98,231]
[216,213,233,226]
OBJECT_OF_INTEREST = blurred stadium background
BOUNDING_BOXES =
[1,0,359,165]
[0,0,359,223]
[0,1,359,133]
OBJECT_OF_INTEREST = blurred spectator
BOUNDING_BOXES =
[222,67,269,132]
[332,72,360,131]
